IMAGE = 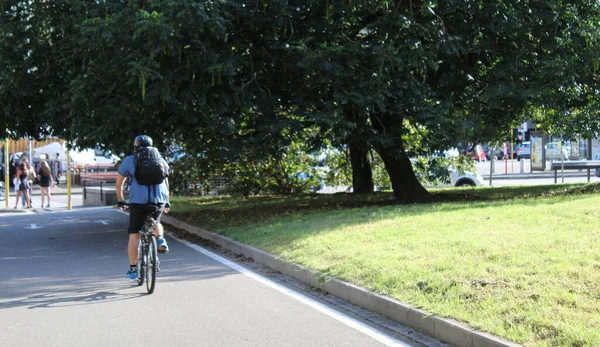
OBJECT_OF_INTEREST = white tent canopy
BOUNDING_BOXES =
[33,142,119,166]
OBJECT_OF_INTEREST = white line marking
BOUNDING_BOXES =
[170,234,413,347]
[96,220,110,225]
[25,224,43,229]
[112,208,416,346]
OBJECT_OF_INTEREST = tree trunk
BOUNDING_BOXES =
[376,149,430,202]
[349,144,374,194]
[344,108,374,194]
[369,111,430,202]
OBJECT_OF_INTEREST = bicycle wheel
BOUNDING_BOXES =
[145,235,157,294]
[136,239,145,286]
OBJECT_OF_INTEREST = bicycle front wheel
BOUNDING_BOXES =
[145,235,157,294]
[136,239,145,286]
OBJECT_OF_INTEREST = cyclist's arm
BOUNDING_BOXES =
[116,173,127,202]
[163,177,171,213]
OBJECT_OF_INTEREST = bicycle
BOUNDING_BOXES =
[125,204,160,294]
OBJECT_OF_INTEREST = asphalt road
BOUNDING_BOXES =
[2,165,594,346]
[0,207,439,347]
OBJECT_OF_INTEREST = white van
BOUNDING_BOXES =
[545,142,569,161]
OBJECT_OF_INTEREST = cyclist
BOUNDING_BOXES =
[116,135,171,280]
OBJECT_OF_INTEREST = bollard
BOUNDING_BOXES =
[520,159,524,173]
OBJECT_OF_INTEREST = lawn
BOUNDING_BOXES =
[169,184,600,347]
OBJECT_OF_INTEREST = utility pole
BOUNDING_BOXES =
[489,146,494,186]
[67,148,72,210]
[4,137,9,208]
[27,138,32,164]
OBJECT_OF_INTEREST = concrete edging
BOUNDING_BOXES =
[161,215,521,347]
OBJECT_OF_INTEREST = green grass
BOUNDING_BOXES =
[170,184,600,346]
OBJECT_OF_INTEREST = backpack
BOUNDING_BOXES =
[134,147,168,185]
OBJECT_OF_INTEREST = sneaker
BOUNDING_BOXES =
[126,269,138,280]
[157,237,169,254]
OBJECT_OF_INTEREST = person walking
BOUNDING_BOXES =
[22,158,36,207]
[14,162,32,209]
[53,153,62,186]
[38,161,53,208]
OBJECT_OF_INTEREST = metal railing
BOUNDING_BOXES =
[83,177,117,202]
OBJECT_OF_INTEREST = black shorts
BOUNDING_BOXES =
[128,203,165,234]
[18,178,29,191]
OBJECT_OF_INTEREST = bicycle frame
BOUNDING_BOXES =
[136,215,159,294]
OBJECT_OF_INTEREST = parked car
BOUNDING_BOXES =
[484,143,514,160]
[411,158,485,188]
[516,141,531,161]
[421,168,485,188]
[544,142,569,161]
[442,147,460,158]
[449,168,485,187]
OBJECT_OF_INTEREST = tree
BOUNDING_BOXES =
[1,1,238,153]
[285,0,600,201]
[3,1,600,202]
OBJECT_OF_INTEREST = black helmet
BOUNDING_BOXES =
[134,135,153,148]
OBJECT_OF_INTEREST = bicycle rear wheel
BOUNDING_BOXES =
[145,235,157,294]
[136,239,145,286]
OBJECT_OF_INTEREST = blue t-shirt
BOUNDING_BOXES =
[118,155,170,204]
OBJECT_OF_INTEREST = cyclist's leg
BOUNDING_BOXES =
[150,205,169,253]
[128,233,141,265]
[148,204,165,236]
[154,222,164,238]
[126,204,146,278]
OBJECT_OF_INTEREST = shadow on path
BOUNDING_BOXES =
[0,285,143,310]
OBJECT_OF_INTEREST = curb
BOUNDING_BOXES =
[161,215,521,347]
[0,208,27,214]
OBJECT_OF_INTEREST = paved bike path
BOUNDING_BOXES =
[0,207,431,347]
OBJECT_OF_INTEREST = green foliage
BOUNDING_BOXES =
[321,142,475,190]
[221,140,325,196]
[320,147,391,190]
[1,0,235,153]
[320,148,352,188]
[3,0,600,201]
[167,152,210,196]
[410,155,476,186]
[169,131,325,197]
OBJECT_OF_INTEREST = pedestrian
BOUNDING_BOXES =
[54,153,62,186]
[13,160,26,207]
[14,162,32,209]
[9,158,16,189]
[38,160,53,208]
[49,157,56,186]
[22,158,36,206]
